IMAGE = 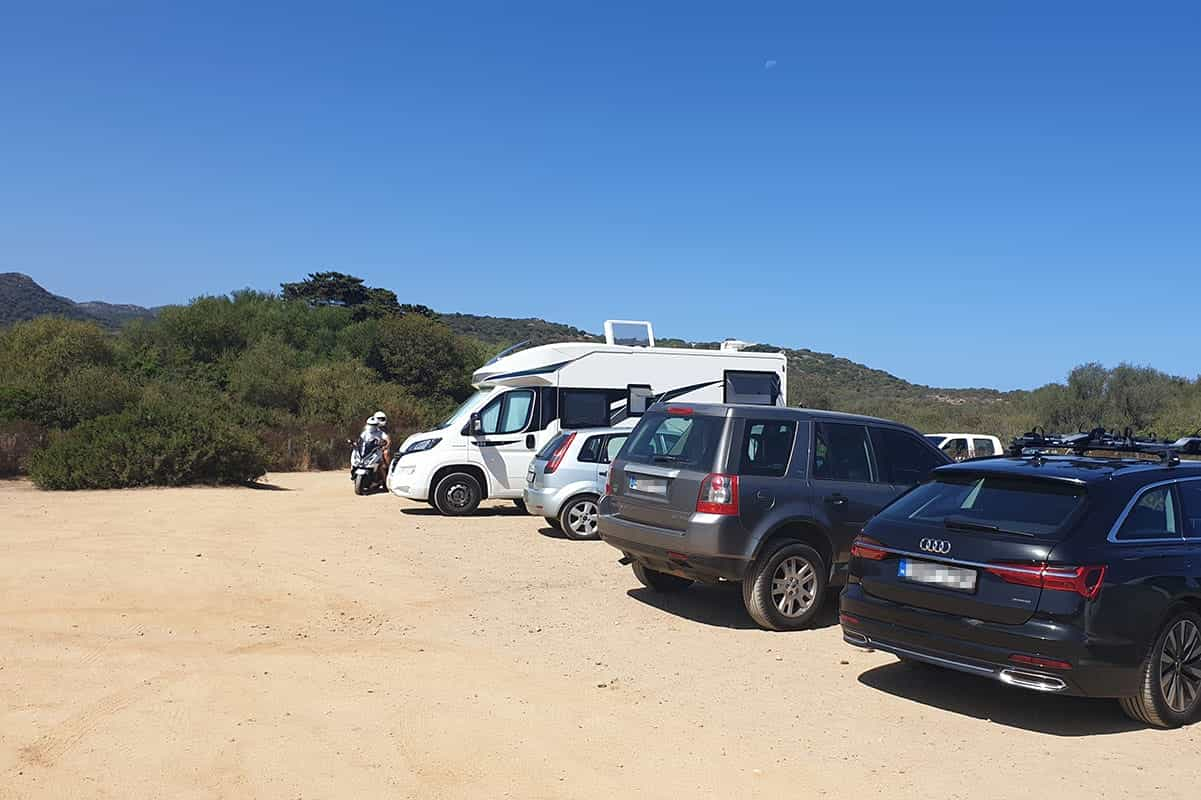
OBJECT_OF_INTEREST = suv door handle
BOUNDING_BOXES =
[598,470,608,476]
[824,494,848,506]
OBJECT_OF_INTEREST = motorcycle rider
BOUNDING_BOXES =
[361,412,391,481]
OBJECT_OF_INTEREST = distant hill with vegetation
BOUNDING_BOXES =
[3,271,1197,488]
[0,272,156,328]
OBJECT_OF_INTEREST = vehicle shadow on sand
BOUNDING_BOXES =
[857,661,1145,736]
[625,585,841,632]
[400,505,529,517]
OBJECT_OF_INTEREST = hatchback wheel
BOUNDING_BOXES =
[559,495,600,541]
[743,542,827,631]
[433,472,482,516]
[1120,609,1201,728]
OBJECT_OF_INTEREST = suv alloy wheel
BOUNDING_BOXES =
[743,542,828,631]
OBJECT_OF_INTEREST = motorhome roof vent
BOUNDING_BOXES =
[604,320,655,348]
[720,339,755,351]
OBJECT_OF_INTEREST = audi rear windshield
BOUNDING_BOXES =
[620,411,725,470]
[879,474,1086,539]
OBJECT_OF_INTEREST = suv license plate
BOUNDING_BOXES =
[898,558,977,592]
[628,475,668,496]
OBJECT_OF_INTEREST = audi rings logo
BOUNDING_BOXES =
[919,538,952,555]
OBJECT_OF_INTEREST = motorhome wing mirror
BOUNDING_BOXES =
[469,412,484,436]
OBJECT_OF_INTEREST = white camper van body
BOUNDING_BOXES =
[387,324,786,514]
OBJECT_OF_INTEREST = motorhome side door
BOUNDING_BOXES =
[470,388,539,493]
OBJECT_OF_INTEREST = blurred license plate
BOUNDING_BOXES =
[898,558,977,592]
[628,475,667,495]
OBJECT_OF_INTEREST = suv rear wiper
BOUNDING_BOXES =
[943,516,1034,537]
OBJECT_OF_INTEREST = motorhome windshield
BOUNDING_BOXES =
[432,389,490,431]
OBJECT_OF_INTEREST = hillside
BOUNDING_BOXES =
[437,312,1010,408]
[3,274,1008,409]
[0,273,155,328]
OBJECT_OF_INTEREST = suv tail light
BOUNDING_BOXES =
[986,563,1107,600]
[850,535,889,561]
[696,474,739,515]
[545,433,576,475]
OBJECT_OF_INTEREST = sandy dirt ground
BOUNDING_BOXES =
[1,471,1199,799]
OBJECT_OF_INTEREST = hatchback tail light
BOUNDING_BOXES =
[986,562,1107,600]
[545,433,576,474]
[850,535,889,561]
[696,474,739,515]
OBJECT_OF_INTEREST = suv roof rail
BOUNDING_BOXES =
[1008,427,1201,465]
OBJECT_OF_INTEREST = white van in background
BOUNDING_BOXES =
[387,321,787,515]
[924,433,1004,461]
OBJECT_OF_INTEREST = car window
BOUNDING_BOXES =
[881,475,1085,539]
[941,438,970,461]
[1179,482,1201,538]
[1116,486,1179,541]
[535,433,570,460]
[870,428,944,486]
[578,435,604,463]
[739,420,796,477]
[813,422,875,482]
[479,389,534,435]
[973,438,997,457]
[623,412,725,470]
[604,435,628,463]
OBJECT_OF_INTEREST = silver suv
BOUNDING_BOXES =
[597,403,949,630]
[524,427,630,540]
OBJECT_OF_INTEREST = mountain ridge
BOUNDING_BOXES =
[2,272,1008,405]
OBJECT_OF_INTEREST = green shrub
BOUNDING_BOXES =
[227,336,305,412]
[28,398,266,489]
[366,315,482,402]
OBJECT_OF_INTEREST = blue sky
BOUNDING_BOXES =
[2,2,1198,390]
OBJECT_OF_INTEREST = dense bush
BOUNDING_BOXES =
[28,397,267,489]
[4,271,1200,490]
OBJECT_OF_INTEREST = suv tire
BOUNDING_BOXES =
[632,562,693,593]
[1120,608,1201,728]
[743,541,828,631]
[433,472,482,516]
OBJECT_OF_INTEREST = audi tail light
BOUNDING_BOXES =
[986,563,1107,600]
[850,535,889,561]
[545,433,576,475]
[696,474,739,515]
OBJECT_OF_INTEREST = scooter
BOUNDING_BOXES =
[349,435,386,495]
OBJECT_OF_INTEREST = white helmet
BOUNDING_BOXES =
[370,411,388,427]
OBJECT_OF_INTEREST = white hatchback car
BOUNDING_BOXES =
[523,427,630,540]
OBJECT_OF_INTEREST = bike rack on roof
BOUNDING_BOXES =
[1009,427,1201,465]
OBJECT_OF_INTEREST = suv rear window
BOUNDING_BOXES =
[621,412,725,470]
[880,475,1085,538]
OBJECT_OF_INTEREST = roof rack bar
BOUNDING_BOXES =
[1008,427,1201,464]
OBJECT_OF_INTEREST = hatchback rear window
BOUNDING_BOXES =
[879,475,1085,538]
[535,433,570,460]
[621,412,725,470]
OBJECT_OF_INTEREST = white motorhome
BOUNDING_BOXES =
[387,321,787,515]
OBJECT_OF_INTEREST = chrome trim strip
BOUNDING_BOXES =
[999,669,1068,693]
[843,633,1069,693]
[1106,476,1201,544]
[865,544,1045,575]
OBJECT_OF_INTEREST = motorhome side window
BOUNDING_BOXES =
[724,371,781,405]
[478,390,535,435]
[560,388,625,429]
